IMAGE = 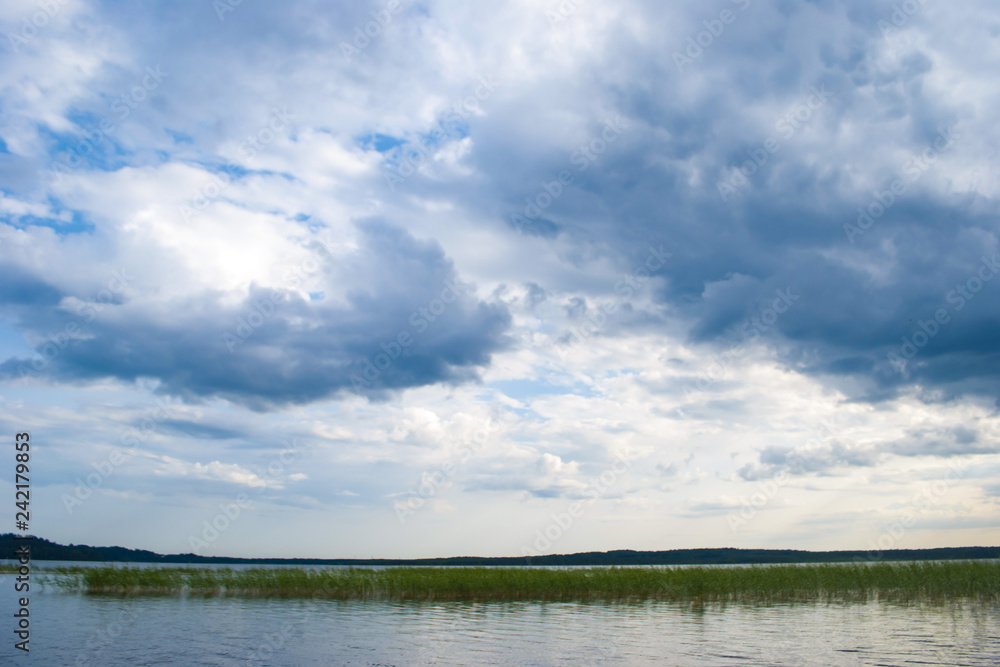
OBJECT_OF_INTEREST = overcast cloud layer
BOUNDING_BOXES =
[0,0,998,558]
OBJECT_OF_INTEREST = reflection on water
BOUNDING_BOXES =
[4,587,998,666]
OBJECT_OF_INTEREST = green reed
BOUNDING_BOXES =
[37,561,1000,602]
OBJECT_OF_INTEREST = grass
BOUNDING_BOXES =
[30,561,1000,602]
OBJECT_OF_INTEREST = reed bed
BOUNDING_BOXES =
[37,561,1000,602]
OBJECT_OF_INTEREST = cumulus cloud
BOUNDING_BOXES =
[0,221,511,408]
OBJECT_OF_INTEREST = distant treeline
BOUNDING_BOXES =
[2,534,998,566]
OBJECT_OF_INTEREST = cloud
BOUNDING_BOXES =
[0,221,511,409]
[740,424,997,480]
[5,0,998,411]
[886,426,998,458]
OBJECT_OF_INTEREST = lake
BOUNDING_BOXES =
[4,581,998,665]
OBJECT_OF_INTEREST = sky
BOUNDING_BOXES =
[0,0,998,559]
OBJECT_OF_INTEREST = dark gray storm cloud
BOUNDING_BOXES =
[457,0,1000,406]
[0,222,511,409]
[3,0,999,413]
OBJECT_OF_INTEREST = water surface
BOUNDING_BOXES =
[4,585,997,666]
